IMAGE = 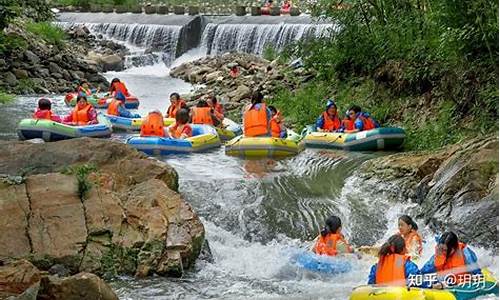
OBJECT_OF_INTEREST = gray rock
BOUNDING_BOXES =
[52,73,63,79]
[24,50,40,64]
[36,68,50,78]
[0,59,6,69]
[227,85,251,102]
[48,62,62,74]
[74,71,85,79]
[4,72,18,86]
[101,54,123,72]
[13,69,29,79]
[61,69,72,81]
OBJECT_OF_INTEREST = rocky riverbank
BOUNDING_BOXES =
[0,22,126,95]
[358,135,499,249]
[170,52,313,114]
[0,138,205,297]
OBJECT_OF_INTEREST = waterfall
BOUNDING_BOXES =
[201,23,336,55]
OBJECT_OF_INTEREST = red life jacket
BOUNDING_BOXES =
[313,233,352,256]
[191,107,214,125]
[375,254,409,286]
[107,99,121,116]
[170,123,193,139]
[243,104,269,137]
[140,112,165,137]
[166,100,187,118]
[111,81,130,97]
[435,242,468,283]
[341,118,354,131]
[71,103,92,125]
[213,103,224,120]
[33,109,52,120]
[322,111,341,131]
[358,115,377,131]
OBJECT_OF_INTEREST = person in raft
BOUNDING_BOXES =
[268,105,287,138]
[207,95,224,123]
[343,105,379,133]
[33,98,62,122]
[243,91,272,137]
[398,215,423,261]
[165,92,187,118]
[367,234,420,286]
[63,95,97,126]
[167,108,193,139]
[312,215,353,256]
[140,110,165,137]
[190,99,221,126]
[107,92,141,118]
[261,0,273,14]
[420,231,481,289]
[315,99,341,132]
[280,0,292,14]
[108,78,130,97]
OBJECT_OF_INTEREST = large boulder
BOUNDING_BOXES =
[227,85,252,102]
[358,136,499,249]
[0,260,41,297]
[100,54,124,72]
[0,138,204,278]
[37,273,118,300]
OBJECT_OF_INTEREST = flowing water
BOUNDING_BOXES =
[1,16,498,300]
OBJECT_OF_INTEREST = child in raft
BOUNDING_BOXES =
[168,108,193,139]
[398,215,423,261]
[63,95,98,126]
[207,95,224,123]
[367,234,420,286]
[32,98,62,122]
[268,105,287,138]
[312,215,354,256]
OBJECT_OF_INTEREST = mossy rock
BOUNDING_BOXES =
[130,5,142,13]
[144,5,157,14]
[101,5,114,13]
[270,6,281,16]
[79,5,90,12]
[250,6,261,15]
[235,5,246,16]
[188,6,199,15]
[290,7,300,16]
[89,4,101,12]
[157,5,168,14]
[173,5,185,14]
[114,5,128,13]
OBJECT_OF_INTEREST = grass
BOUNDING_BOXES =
[62,164,97,199]
[26,21,66,47]
[0,90,14,104]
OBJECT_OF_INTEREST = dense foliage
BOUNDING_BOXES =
[272,0,498,150]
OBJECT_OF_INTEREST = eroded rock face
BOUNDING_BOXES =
[0,138,204,278]
[358,136,499,249]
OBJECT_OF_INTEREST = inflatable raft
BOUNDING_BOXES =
[215,118,243,141]
[64,93,140,109]
[303,126,405,151]
[105,115,175,131]
[350,269,498,300]
[225,132,302,158]
[292,251,352,275]
[17,114,112,142]
[126,124,221,155]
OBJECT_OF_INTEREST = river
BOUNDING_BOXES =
[0,18,497,300]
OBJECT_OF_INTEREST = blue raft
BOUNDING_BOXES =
[292,251,352,275]
[126,124,221,155]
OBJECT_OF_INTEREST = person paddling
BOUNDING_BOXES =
[312,215,353,256]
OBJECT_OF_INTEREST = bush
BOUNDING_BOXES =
[26,22,67,47]
[0,32,27,54]
[0,90,14,104]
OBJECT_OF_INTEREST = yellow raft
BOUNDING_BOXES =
[350,269,498,300]
[225,130,303,158]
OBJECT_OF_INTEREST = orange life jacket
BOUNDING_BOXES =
[403,230,423,256]
[322,111,341,131]
[358,115,377,131]
[270,113,282,138]
[33,109,52,120]
[375,254,409,286]
[313,233,351,256]
[140,112,165,137]
[243,104,269,137]
[435,242,468,283]
[107,99,121,116]
[191,107,214,125]
[170,123,192,139]
[71,104,92,125]
[111,81,129,97]
[166,100,187,118]
[341,118,354,131]
[213,103,224,120]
